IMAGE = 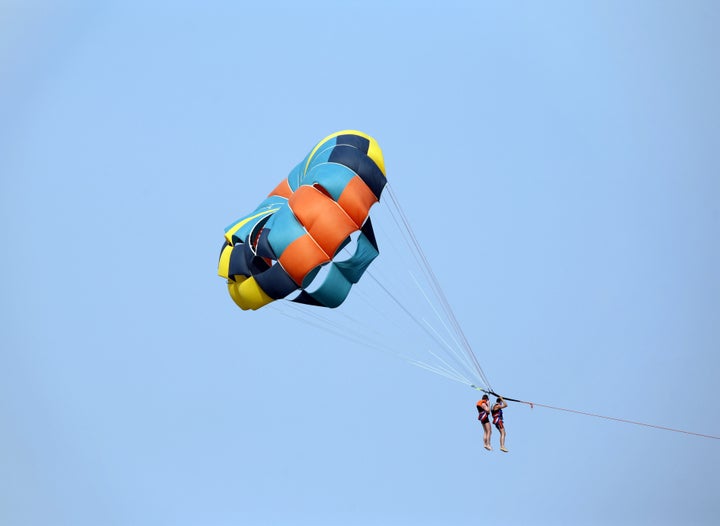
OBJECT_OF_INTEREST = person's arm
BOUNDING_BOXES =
[500,398,508,410]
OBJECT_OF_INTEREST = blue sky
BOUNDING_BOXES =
[2,1,719,525]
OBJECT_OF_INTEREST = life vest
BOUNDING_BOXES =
[477,400,490,421]
[492,406,504,425]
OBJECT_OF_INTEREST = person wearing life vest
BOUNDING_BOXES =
[492,396,509,452]
[477,394,492,450]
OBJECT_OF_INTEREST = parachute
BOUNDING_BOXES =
[219,130,494,393]
[218,130,387,310]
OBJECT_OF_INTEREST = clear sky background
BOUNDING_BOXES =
[2,1,719,525]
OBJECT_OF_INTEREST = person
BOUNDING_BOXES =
[492,396,509,452]
[476,394,492,450]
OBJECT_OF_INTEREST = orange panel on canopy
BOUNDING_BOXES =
[268,179,292,199]
[289,185,357,255]
[337,175,378,227]
[278,234,330,285]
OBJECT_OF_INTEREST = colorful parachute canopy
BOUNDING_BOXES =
[218,130,387,310]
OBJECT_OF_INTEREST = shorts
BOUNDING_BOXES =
[494,420,504,430]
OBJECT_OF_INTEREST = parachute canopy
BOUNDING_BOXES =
[218,130,387,310]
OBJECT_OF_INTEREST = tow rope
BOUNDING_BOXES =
[471,385,719,440]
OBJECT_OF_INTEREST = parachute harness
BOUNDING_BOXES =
[225,132,718,442]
